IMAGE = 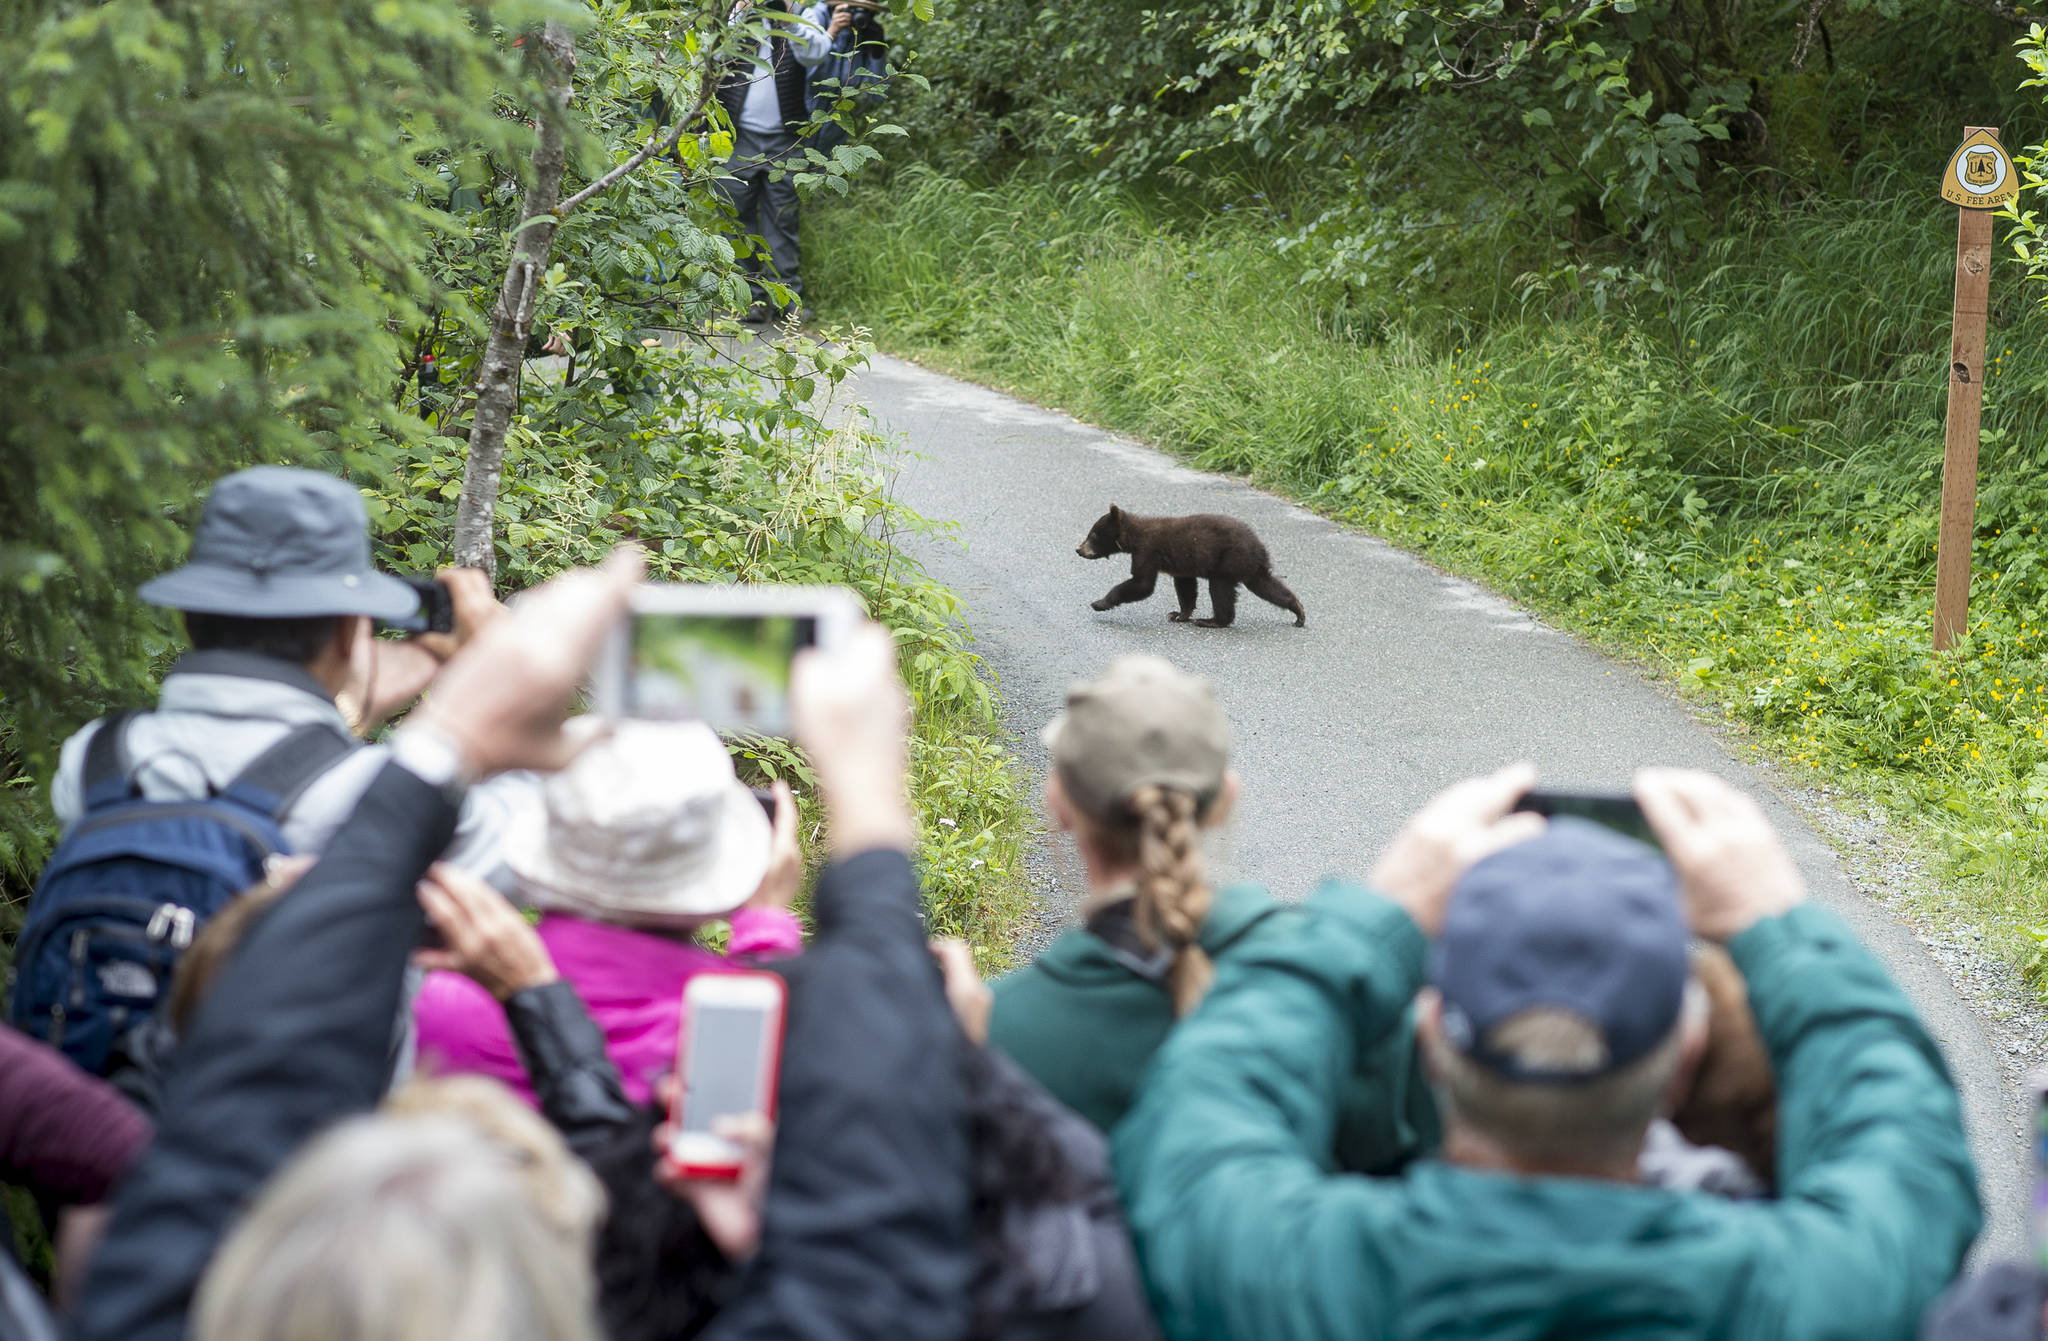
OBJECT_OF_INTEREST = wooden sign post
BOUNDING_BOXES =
[1933,126,2017,651]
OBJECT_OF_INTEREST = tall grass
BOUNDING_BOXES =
[814,164,2048,980]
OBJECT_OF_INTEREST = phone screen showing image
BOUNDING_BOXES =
[682,1002,771,1136]
[628,613,818,735]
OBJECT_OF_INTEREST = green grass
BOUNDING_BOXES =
[812,163,2048,984]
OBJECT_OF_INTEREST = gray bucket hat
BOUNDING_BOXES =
[138,466,419,620]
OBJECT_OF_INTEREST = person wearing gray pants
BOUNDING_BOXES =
[715,2,835,325]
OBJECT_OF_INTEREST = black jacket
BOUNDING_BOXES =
[963,1045,1159,1341]
[703,849,974,1341]
[503,981,730,1341]
[70,764,457,1341]
[716,6,811,134]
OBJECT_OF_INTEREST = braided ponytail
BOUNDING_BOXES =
[1127,784,1214,1015]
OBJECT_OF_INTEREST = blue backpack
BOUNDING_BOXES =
[11,711,356,1076]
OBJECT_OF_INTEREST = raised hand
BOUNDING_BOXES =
[1634,768,1805,941]
[1367,762,1546,936]
[400,546,644,779]
[791,622,914,857]
[414,863,558,1002]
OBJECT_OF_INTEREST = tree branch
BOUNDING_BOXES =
[452,20,577,578]
[556,59,724,218]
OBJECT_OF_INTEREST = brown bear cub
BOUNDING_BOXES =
[1076,505,1306,628]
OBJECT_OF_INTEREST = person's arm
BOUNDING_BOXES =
[350,567,503,733]
[0,1027,149,1206]
[727,779,805,964]
[49,721,99,829]
[72,549,643,1341]
[703,851,971,1341]
[786,4,834,68]
[699,626,971,1341]
[1635,768,1980,1335]
[1113,765,1540,1341]
[1110,888,1420,1341]
[413,860,639,1155]
[504,983,638,1153]
[433,769,544,890]
[71,762,459,1341]
[1729,908,1980,1330]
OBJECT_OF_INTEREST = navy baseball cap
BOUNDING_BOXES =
[1429,818,1688,1083]
[138,467,419,621]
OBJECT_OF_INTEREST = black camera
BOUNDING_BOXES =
[382,576,456,636]
[836,2,881,35]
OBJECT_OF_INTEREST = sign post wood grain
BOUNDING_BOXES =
[1933,125,2014,651]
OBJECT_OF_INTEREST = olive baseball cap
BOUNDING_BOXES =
[1041,654,1230,819]
[137,466,420,621]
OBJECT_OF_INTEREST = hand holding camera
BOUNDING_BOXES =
[414,862,559,1001]
[342,567,507,734]
[1634,767,1806,940]
[1368,762,1546,936]
[401,546,645,778]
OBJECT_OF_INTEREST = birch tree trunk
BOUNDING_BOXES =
[452,21,577,579]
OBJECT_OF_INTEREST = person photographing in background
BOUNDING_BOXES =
[717,0,832,327]
[803,0,889,155]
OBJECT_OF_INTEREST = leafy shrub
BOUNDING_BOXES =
[812,162,2048,977]
[3,0,1033,961]
[369,328,1029,947]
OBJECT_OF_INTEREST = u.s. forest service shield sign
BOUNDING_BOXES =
[1941,129,2019,210]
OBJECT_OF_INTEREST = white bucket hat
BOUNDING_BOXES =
[508,721,773,927]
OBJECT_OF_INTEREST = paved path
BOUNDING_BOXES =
[855,351,2028,1260]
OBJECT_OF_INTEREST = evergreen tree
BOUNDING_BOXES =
[0,0,546,898]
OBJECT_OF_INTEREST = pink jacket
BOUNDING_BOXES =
[411,907,804,1106]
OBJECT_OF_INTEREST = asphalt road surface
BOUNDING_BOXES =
[855,351,2029,1261]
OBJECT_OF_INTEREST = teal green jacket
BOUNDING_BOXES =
[1112,881,1983,1341]
[988,883,1437,1175]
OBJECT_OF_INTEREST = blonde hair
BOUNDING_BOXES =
[1124,784,1214,1015]
[382,1076,606,1249]
[194,1093,603,1341]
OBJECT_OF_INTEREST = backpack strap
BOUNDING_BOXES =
[79,711,145,812]
[218,723,360,826]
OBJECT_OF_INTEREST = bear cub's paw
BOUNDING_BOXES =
[1167,611,1191,622]
[1090,598,1114,612]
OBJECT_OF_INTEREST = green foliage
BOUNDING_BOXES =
[375,3,1025,945]
[896,0,2028,304]
[3,0,1031,954]
[0,0,553,912]
[812,162,2048,978]
[368,327,1030,945]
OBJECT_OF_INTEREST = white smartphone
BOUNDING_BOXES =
[665,971,787,1181]
[593,583,862,736]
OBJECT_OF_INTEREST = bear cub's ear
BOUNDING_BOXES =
[1107,504,1122,520]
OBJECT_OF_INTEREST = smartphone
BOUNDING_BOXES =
[666,971,787,1180]
[593,584,862,736]
[749,787,779,822]
[1512,790,1662,851]
[383,576,455,636]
